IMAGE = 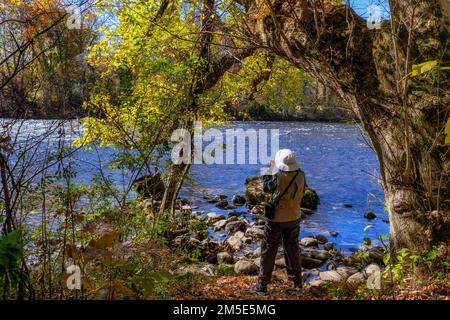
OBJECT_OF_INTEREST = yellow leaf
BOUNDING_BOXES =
[445,117,450,145]
[411,60,438,77]
[97,230,118,249]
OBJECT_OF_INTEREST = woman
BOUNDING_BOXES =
[250,149,306,295]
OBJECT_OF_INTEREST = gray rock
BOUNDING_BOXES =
[234,231,245,239]
[232,195,246,206]
[207,212,225,222]
[309,279,325,288]
[328,231,339,237]
[245,226,265,238]
[364,211,377,220]
[253,247,262,258]
[302,248,330,260]
[250,205,264,215]
[225,220,246,232]
[336,266,359,278]
[254,257,261,267]
[275,258,286,268]
[227,236,242,251]
[319,270,345,282]
[207,195,227,203]
[213,219,227,231]
[245,177,270,205]
[347,272,366,288]
[173,265,214,277]
[246,176,321,209]
[228,211,245,217]
[323,242,334,251]
[234,259,258,275]
[226,216,238,223]
[215,200,229,209]
[253,218,265,226]
[217,252,234,264]
[242,237,252,244]
[315,234,328,244]
[343,253,360,267]
[300,237,319,247]
[367,247,384,265]
[300,256,324,269]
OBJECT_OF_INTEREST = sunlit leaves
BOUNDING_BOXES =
[445,117,450,145]
[411,60,438,77]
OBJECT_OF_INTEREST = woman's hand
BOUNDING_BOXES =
[268,160,275,175]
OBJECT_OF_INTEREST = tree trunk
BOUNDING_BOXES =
[243,0,450,251]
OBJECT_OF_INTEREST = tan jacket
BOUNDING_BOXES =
[263,170,306,222]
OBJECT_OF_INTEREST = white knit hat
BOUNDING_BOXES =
[274,149,299,172]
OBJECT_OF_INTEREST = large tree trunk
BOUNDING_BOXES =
[242,0,450,251]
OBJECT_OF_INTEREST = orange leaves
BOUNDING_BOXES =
[82,229,118,263]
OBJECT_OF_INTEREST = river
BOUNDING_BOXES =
[3,120,389,252]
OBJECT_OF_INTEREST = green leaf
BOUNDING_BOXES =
[426,250,437,261]
[383,252,390,265]
[364,225,374,231]
[363,237,372,247]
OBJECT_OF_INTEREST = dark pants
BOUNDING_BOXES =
[258,219,302,286]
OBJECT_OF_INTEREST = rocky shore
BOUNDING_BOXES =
[142,175,386,290]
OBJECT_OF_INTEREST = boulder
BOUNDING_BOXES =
[232,195,246,206]
[225,221,246,232]
[245,176,320,210]
[227,236,242,251]
[226,216,238,223]
[343,253,360,267]
[245,226,265,238]
[302,248,330,260]
[315,234,328,244]
[336,266,359,278]
[234,259,259,275]
[208,195,227,203]
[319,270,345,282]
[207,212,225,222]
[228,211,245,217]
[253,218,265,226]
[253,247,262,258]
[300,256,324,269]
[328,231,339,237]
[254,257,261,267]
[250,205,264,216]
[217,252,234,264]
[309,279,326,288]
[173,265,214,277]
[242,237,252,244]
[347,272,366,288]
[234,231,245,239]
[323,242,334,251]
[300,237,319,247]
[302,188,320,210]
[213,219,227,231]
[245,177,270,205]
[364,211,377,220]
[134,173,165,200]
[367,247,384,265]
[215,200,229,209]
[275,258,286,268]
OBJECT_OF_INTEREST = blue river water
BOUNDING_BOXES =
[179,121,389,251]
[4,120,389,251]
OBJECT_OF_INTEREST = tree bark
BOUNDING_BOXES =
[242,0,450,251]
